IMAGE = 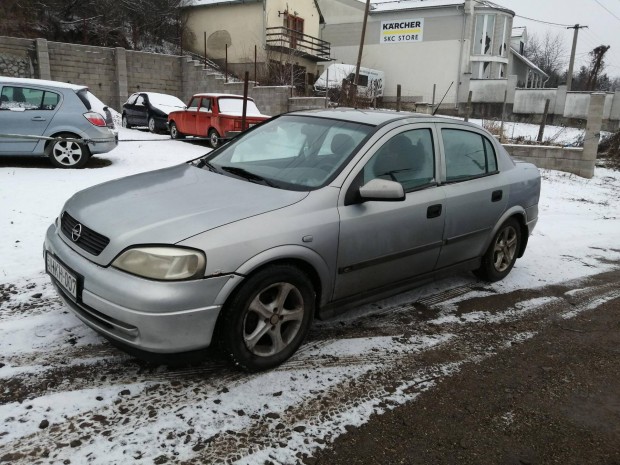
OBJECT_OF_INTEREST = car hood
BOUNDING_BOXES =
[62,163,308,265]
[151,103,185,115]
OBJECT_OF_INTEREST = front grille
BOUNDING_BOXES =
[61,212,110,256]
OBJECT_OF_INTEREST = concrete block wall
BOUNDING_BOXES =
[503,145,592,178]
[47,42,117,106]
[127,51,182,100]
[0,36,35,78]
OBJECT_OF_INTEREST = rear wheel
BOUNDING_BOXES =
[46,133,91,169]
[218,265,315,371]
[208,128,220,149]
[122,114,131,129]
[169,122,184,139]
[475,218,521,282]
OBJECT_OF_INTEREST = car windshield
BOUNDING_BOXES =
[147,93,185,108]
[218,98,262,116]
[199,115,373,190]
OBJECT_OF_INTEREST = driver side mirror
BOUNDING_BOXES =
[359,178,405,202]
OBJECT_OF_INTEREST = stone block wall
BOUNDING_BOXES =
[47,42,117,106]
[0,36,35,78]
[126,51,182,100]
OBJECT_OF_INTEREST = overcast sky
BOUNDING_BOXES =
[493,0,620,79]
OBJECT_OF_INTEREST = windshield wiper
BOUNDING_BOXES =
[220,166,278,187]
[194,158,219,173]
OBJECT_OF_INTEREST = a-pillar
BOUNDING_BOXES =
[35,38,51,80]
[115,47,128,111]
[582,93,605,178]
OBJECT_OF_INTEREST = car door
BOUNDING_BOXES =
[196,97,213,137]
[124,93,138,124]
[334,125,446,301]
[178,96,200,135]
[133,94,148,126]
[434,123,508,269]
[0,85,59,153]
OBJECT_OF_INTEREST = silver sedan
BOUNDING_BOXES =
[44,109,540,371]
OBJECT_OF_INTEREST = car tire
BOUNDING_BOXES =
[122,114,131,129]
[218,265,315,372]
[148,116,157,133]
[208,128,220,149]
[169,122,184,140]
[474,217,522,282]
[46,133,91,169]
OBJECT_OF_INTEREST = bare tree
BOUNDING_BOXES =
[524,31,567,87]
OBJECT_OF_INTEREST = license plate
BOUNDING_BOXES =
[46,253,78,300]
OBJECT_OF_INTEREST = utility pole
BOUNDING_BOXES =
[566,24,588,91]
[354,0,371,87]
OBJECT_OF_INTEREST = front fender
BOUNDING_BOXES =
[213,245,333,307]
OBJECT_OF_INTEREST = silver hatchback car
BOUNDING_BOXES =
[0,77,117,168]
[45,109,540,371]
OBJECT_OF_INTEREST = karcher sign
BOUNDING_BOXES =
[380,19,424,44]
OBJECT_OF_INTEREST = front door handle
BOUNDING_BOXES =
[427,204,442,219]
[492,190,503,202]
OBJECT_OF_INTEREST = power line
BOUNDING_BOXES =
[473,0,574,27]
[593,0,620,22]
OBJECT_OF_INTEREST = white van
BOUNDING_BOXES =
[314,64,385,98]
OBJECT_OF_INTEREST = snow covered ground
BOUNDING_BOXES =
[0,124,619,464]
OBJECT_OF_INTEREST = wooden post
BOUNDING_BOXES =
[241,71,249,131]
[203,32,207,69]
[465,90,473,122]
[325,67,329,108]
[254,45,257,84]
[537,99,550,142]
[500,89,508,143]
[431,84,436,111]
[396,84,402,112]
[225,44,228,83]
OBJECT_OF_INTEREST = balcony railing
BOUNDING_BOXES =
[265,27,331,61]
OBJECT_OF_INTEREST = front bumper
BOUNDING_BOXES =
[44,223,229,354]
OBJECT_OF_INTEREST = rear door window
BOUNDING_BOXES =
[0,86,56,110]
[442,129,498,182]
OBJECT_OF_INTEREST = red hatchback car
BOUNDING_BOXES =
[167,93,270,148]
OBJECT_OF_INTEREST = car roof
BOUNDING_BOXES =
[192,93,252,99]
[0,77,87,91]
[287,108,473,127]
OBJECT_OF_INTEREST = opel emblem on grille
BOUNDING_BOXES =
[71,224,83,242]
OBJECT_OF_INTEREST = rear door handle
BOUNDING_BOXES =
[31,116,46,121]
[427,204,442,219]
[492,190,503,202]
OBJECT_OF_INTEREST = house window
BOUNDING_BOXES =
[473,61,492,79]
[474,14,495,55]
[499,16,508,57]
[284,13,304,48]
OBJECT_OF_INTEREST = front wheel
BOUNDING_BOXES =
[169,122,184,139]
[46,133,91,169]
[475,218,522,282]
[208,128,220,149]
[218,265,315,371]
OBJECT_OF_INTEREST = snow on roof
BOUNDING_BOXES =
[510,46,548,78]
[183,0,256,6]
[0,77,87,91]
[365,0,465,12]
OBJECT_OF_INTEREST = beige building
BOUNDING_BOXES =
[183,0,330,88]
[318,0,548,108]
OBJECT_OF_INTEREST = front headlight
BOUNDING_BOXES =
[112,247,206,281]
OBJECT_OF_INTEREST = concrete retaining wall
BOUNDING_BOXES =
[503,145,591,178]
[126,51,182,100]
[0,36,36,78]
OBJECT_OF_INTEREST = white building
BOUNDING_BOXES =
[318,0,547,108]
